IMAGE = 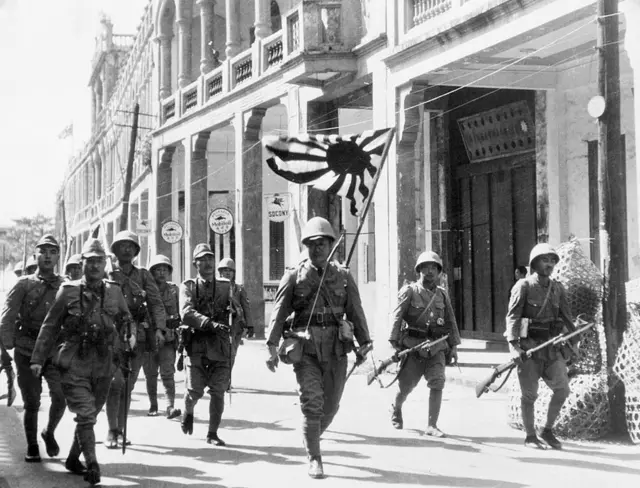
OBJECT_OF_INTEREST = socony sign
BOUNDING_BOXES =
[266,193,290,222]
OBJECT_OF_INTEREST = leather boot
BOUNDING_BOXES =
[167,406,182,420]
[146,374,158,416]
[162,376,176,412]
[308,456,324,479]
[207,394,224,441]
[65,428,86,475]
[41,429,60,457]
[181,412,194,435]
[206,431,226,446]
[25,444,41,463]
[302,416,321,459]
[390,405,403,429]
[77,426,100,485]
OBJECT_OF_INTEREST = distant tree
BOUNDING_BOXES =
[0,214,55,268]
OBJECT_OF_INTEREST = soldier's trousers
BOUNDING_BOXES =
[106,350,144,432]
[184,354,229,433]
[14,351,66,447]
[293,353,348,457]
[142,341,177,409]
[394,351,446,408]
[518,355,570,435]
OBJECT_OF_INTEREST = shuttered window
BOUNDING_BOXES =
[269,220,285,280]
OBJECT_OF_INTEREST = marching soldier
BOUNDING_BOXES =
[389,251,461,437]
[179,243,235,446]
[266,217,372,479]
[0,235,66,462]
[216,258,254,379]
[64,254,83,282]
[104,230,166,448]
[506,243,575,450]
[25,255,38,276]
[30,238,135,485]
[143,254,182,419]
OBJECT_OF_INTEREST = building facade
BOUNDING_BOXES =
[57,0,640,342]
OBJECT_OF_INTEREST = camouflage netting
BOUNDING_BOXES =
[552,239,607,375]
[507,372,610,440]
[625,388,640,445]
[508,239,610,439]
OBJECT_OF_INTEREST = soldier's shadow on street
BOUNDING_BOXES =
[98,461,224,488]
[324,461,527,487]
[516,456,640,476]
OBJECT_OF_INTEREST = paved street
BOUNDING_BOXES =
[0,339,639,488]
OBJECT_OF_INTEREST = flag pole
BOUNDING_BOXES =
[345,128,396,267]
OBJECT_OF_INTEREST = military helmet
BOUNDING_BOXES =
[35,234,60,250]
[110,230,140,256]
[25,255,37,269]
[13,261,23,273]
[192,243,214,261]
[82,238,106,259]
[149,254,173,273]
[528,243,559,269]
[217,257,236,271]
[301,217,336,245]
[415,251,443,273]
[65,254,82,269]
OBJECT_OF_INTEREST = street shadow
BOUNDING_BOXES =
[325,461,527,486]
[228,387,298,397]
[222,418,295,432]
[98,462,223,488]
[517,456,640,475]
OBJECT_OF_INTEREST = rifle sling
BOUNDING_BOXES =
[488,366,515,393]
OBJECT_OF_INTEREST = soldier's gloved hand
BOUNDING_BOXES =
[246,326,255,339]
[449,346,459,365]
[156,329,165,348]
[266,344,279,372]
[389,340,401,352]
[30,364,42,378]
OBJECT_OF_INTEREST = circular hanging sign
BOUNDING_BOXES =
[587,95,606,118]
[266,193,290,222]
[209,208,234,235]
[161,220,184,244]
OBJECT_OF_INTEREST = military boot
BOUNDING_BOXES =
[77,426,100,485]
[147,375,159,416]
[540,428,562,450]
[390,405,403,430]
[206,431,226,446]
[41,429,60,457]
[105,429,119,449]
[167,407,182,420]
[308,456,324,479]
[181,413,194,435]
[25,444,41,463]
[65,429,86,475]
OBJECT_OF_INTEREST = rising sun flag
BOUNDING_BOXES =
[263,128,395,216]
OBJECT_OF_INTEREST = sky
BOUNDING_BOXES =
[0,0,149,226]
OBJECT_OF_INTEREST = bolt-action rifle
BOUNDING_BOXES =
[366,335,450,386]
[475,316,594,398]
[121,319,133,454]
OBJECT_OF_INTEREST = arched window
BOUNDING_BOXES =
[270,1,281,32]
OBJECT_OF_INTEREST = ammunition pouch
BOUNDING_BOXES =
[278,336,303,365]
[166,315,181,330]
[527,321,562,342]
[177,326,193,353]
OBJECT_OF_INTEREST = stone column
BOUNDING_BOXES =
[190,131,212,250]
[140,192,149,265]
[100,73,109,108]
[156,147,176,257]
[254,0,271,40]
[157,34,173,99]
[234,108,267,338]
[225,0,241,58]
[176,15,193,88]
[91,89,97,129]
[396,82,427,287]
[197,0,216,74]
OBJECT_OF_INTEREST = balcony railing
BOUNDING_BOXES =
[182,79,200,112]
[409,0,475,29]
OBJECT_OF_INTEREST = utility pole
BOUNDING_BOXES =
[120,102,140,231]
[597,0,627,435]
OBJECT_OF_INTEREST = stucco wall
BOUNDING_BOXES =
[555,54,638,278]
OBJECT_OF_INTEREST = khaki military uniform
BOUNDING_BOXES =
[180,276,238,435]
[0,273,66,450]
[390,282,460,405]
[105,265,166,439]
[505,275,574,436]
[267,259,370,459]
[31,278,132,470]
[143,281,180,412]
